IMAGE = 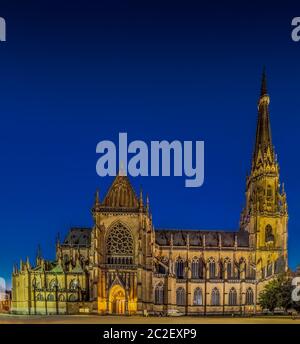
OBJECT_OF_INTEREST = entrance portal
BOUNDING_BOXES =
[109,285,126,315]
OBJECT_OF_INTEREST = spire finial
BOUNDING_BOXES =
[146,194,149,212]
[36,244,42,267]
[26,256,31,270]
[95,188,100,205]
[56,232,60,246]
[261,66,267,96]
[119,161,126,176]
[37,244,42,259]
[139,186,143,208]
[58,252,62,266]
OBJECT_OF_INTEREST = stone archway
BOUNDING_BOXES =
[109,285,126,315]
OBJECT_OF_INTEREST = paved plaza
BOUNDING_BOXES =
[0,314,300,324]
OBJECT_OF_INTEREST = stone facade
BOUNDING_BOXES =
[0,287,11,313]
[11,72,288,315]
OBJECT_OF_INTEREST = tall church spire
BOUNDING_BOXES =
[252,68,274,170]
[260,66,267,96]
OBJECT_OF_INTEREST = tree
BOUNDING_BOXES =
[277,278,294,311]
[258,275,293,313]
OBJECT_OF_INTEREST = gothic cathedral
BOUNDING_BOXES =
[11,72,288,315]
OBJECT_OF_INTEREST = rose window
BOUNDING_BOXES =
[106,223,134,264]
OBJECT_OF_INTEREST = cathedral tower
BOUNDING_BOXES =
[240,69,288,278]
[90,174,154,315]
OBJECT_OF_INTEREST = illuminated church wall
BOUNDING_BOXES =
[11,73,288,315]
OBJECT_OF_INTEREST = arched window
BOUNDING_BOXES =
[191,258,204,279]
[209,259,216,279]
[274,256,285,274]
[47,294,55,302]
[211,288,220,306]
[58,294,65,302]
[267,262,273,277]
[193,288,203,306]
[154,283,164,305]
[69,279,80,291]
[228,288,237,306]
[36,293,44,301]
[106,222,134,264]
[176,287,186,306]
[176,258,184,279]
[191,258,199,279]
[68,294,78,302]
[265,225,274,243]
[246,288,254,305]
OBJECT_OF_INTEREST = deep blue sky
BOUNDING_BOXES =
[0,0,300,286]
